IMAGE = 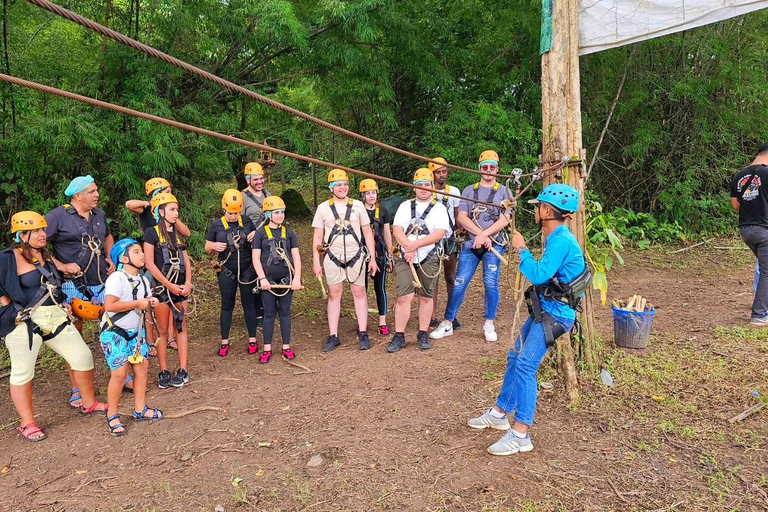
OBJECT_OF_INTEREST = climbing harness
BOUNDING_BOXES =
[321,198,369,284]
[152,224,190,332]
[399,199,444,280]
[524,264,592,349]
[101,271,150,345]
[211,215,258,285]
[255,225,296,297]
[62,204,106,286]
[12,251,70,350]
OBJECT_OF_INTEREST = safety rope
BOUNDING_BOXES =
[0,73,515,210]
[25,0,544,180]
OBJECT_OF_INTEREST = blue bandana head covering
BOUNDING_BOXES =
[65,175,95,197]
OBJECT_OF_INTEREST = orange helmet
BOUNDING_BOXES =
[72,298,104,321]
[413,168,434,184]
[428,157,448,173]
[11,211,47,234]
[221,189,243,213]
[144,177,171,196]
[479,150,499,165]
[327,168,349,183]
[262,196,286,212]
[359,179,378,193]
[150,192,178,212]
[244,162,264,177]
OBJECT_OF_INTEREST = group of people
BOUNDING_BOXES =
[1,148,591,457]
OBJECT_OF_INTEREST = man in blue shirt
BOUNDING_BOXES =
[467,184,588,456]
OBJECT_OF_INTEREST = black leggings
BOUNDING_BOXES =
[217,272,257,339]
[365,256,388,317]
[262,290,293,347]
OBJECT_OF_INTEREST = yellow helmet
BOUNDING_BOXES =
[244,162,264,177]
[327,168,349,183]
[221,189,243,213]
[413,168,434,184]
[150,192,178,212]
[479,150,500,164]
[11,211,47,233]
[263,196,286,212]
[144,177,171,196]
[359,179,378,193]
[428,157,448,173]
[72,298,105,321]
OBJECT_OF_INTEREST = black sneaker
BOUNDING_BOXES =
[157,370,172,389]
[417,331,431,351]
[358,331,371,351]
[170,368,189,388]
[453,318,462,331]
[429,318,440,329]
[255,316,264,328]
[322,335,341,353]
[386,333,406,353]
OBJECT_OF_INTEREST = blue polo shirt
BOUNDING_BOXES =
[518,225,585,321]
[45,205,111,286]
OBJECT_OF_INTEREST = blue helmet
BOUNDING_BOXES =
[110,238,140,268]
[528,184,580,213]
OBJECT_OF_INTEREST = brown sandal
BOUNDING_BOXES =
[19,422,47,442]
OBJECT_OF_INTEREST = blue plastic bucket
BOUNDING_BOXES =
[612,306,656,349]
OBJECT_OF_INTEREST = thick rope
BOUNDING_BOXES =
[25,0,535,180]
[0,72,511,208]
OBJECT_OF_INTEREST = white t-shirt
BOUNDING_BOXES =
[101,271,152,330]
[393,199,450,263]
[434,185,461,238]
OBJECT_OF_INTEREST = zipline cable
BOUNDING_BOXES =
[0,73,539,208]
[26,0,536,180]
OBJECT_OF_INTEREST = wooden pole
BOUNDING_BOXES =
[540,0,600,401]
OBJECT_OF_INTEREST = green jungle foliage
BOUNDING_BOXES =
[0,0,764,251]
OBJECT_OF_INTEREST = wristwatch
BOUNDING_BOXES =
[516,246,528,256]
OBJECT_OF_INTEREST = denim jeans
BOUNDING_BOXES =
[741,225,768,317]
[496,314,573,426]
[444,242,504,322]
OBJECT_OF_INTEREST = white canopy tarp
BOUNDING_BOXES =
[579,0,768,55]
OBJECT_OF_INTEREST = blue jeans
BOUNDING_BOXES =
[496,314,573,426]
[444,242,504,321]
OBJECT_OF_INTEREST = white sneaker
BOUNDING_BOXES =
[430,321,454,340]
[483,322,498,342]
[467,408,510,430]
[487,430,534,456]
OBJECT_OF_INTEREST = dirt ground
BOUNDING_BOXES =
[0,238,767,512]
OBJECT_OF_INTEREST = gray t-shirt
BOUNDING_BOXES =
[459,183,512,240]
[45,205,111,285]
[242,188,272,227]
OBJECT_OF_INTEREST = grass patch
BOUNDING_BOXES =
[713,325,768,342]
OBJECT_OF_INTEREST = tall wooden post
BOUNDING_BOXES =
[540,0,600,401]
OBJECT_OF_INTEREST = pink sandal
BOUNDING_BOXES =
[18,422,46,442]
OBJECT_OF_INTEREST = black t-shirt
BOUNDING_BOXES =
[731,165,768,228]
[138,205,157,232]
[143,225,187,283]
[205,216,256,271]
[253,225,299,280]
[365,203,389,258]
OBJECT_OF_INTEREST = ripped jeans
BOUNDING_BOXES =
[444,242,504,322]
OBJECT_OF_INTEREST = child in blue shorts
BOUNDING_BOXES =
[100,238,164,436]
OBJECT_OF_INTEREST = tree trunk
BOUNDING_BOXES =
[3,0,16,130]
[540,0,598,401]
[98,0,112,97]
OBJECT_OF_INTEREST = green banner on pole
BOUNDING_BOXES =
[540,0,553,55]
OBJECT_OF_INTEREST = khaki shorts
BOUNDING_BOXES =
[4,305,94,386]
[395,255,440,298]
[323,253,367,287]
